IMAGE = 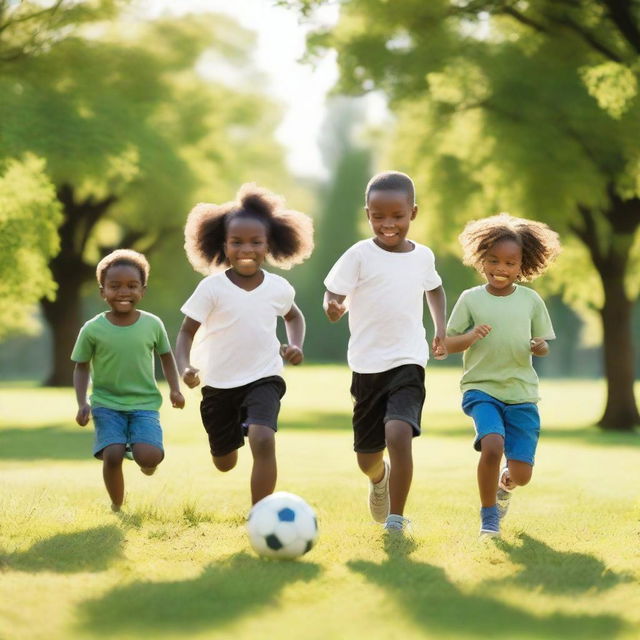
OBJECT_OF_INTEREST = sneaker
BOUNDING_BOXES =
[368,460,390,523]
[496,488,511,521]
[124,444,134,461]
[384,514,410,534]
[498,465,513,491]
[479,505,500,537]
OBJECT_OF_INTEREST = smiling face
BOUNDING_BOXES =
[224,216,269,278]
[366,189,417,252]
[100,264,145,316]
[482,238,523,296]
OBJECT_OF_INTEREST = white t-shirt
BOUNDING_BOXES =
[324,239,442,374]
[181,270,295,388]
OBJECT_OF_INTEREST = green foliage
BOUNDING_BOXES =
[0,155,61,337]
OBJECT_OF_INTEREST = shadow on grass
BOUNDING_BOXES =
[0,425,91,460]
[426,423,640,447]
[2,525,124,573]
[493,533,635,593]
[78,552,321,635]
[347,538,625,639]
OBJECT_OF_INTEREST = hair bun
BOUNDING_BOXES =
[237,183,284,217]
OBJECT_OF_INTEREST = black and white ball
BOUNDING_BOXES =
[247,491,318,559]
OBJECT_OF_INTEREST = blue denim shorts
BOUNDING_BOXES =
[462,390,540,465]
[91,407,164,459]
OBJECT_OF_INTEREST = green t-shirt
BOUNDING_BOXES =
[71,310,171,411]
[446,285,555,404]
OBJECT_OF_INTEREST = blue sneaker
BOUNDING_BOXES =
[480,505,500,537]
[497,488,511,521]
[384,514,411,534]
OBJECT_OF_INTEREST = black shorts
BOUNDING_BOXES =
[350,364,425,453]
[200,376,286,457]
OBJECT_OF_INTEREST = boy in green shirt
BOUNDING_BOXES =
[71,249,184,512]
[446,214,560,537]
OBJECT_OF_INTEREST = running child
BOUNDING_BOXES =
[323,170,447,534]
[445,213,561,537]
[71,249,185,512]
[175,183,313,506]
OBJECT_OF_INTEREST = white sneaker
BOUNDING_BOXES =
[497,466,513,521]
[498,465,513,491]
[384,514,411,534]
[368,460,390,523]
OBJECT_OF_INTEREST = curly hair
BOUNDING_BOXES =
[184,183,314,275]
[96,249,150,286]
[365,170,415,204]
[459,213,561,282]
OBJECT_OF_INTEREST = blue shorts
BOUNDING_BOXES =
[91,407,164,459]
[462,390,540,465]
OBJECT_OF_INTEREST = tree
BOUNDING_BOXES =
[287,0,640,430]
[1,10,290,385]
[0,155,62,339]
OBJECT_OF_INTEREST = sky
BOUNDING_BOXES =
[145,0,352,178]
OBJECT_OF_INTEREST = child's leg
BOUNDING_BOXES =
[247,424,276,505]
[101,444,126,509]
[477,434,505,507]
[356,451,385,483]
[505,459,533,487]
[132,443,164,476]
[384,419,413,516]
[212,450,238,472]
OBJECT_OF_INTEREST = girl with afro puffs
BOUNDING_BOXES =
[445,213,561,538]
[175,184,313,507]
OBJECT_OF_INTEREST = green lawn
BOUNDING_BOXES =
[0,366,638,640]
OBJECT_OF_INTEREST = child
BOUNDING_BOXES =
[323,170,447,534]
[71,249,185,512]
[445,213,561,537]
[175,183,313,506]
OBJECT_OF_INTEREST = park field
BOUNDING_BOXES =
[0,365,638,640]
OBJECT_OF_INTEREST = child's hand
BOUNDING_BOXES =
[471,324,492,343]
[325,299,346,322]
[182,367,200,388]
[280,344,304,365]
[76,403,91,427]
[170,389,185,409]
[432,335,448,360]
[530,337,548,355]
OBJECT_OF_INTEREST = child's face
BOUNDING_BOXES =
[100,264,145,313]
[482,239,522,295]
[366,189,417,252]
[224,217,269,277]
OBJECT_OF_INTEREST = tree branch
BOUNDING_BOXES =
[598,0,640,54]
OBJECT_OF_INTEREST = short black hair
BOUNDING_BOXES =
[365,170,415,205]
[96,249,150,286]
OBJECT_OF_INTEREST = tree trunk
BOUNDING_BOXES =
[598,274,640,430]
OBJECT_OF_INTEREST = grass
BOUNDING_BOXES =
[0,365,638,640]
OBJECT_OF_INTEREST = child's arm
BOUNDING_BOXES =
[175,316,202,388]
[323,290,347,323]
[425,285,448,360]
[444,325,492,354]
[73,362,91,426]
[281,302,305,365]
[530,337,550,356]
[159,351,185,408]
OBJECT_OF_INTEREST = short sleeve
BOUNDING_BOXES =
[71,323,94,362]
[324,246,361,296]
[531,294,555,340]
[447,292,473,336]
[422,247,443,291]
[181,277,216,324]
[275,278,296,316]
[154,318,172,355]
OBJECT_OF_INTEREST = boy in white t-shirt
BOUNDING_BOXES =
[176,184,313,507]
[324,170,447,533]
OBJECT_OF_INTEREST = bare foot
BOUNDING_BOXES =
[111,503,122,513]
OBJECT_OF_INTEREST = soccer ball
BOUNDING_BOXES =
[247,491,318,559]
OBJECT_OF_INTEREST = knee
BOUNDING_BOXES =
[213,453,237,472]
[249,429,275,458]
[479,437,504,465]
[102,446,124,467]
[132,445,163,469]
[509,466,533,486]
[384,421,413,451]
